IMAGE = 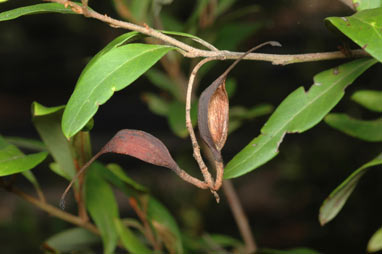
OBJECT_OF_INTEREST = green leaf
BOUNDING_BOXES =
[62,43,174,138]
[326,8,382,62]
[147,197,183,254]
[168,101,197,138]
[4,136,46,152]
[142,93,170,116]
[0,3,79,22]
[49,162,72,181]
[32,102,76,180]
[319,153,382,225]
[81,32,140,77]
[85,163,119,254]
[325,113,382,142]
[351,89,382,112]
[43,227,100,253]
[145,69,182,99]
[214,22,262,51]
[353,0,382,11]
[224,58,377,179]
[106,163,148,192]
[114,218,151,254]
[367,227,382,252]
[0,135,48,177]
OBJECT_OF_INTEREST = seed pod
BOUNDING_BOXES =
[198,76,228,162]
[198,41,281,162]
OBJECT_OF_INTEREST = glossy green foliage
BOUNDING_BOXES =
[319,153,382,225]
[353,0,382,11]
[32,102,76,179]
[0,3,78,21]
[43,227,100,253]
[62,43,174,138]
[351,89,382,112]
[367,227,382,252]
[326,8,382,62]
[0,136,48,177]
[325,113,382,142]
[224,58,377,179]
[85,163,119,254]
[114,218,151,254]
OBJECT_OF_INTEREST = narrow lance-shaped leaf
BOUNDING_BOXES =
[114,218,152,254]
[326,7,382,62]
[351,89,382,112]
[32,102,76,179]
[85,163,119,254]
[225,58,377,179]
[0,135,48,177]
[325,113,382,142]
[0,3,80,22]
[367,227,382,253]
[319,153,382,225]
[62,44,174,138]
[147,196,184,254]
[42,227,100,253]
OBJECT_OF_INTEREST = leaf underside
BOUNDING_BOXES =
[319,153,382,225]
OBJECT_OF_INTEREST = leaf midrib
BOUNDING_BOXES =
[228,60,371,174]
[66,46,166,134]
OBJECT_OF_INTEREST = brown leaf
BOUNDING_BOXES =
[101,129,178,171]
[60,129,180,209]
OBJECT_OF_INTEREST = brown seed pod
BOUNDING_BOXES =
[198,41,281,163]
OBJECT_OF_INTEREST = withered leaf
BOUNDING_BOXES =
[60,129,179,209]
[101,129,178,171]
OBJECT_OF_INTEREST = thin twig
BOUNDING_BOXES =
[186,57,221,192]
[45,0,369,65]
[0,180,99,235]
[223,180,257,254]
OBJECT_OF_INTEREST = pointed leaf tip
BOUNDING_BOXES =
[102,129,178,171]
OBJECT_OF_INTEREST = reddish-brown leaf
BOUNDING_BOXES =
[101,129,178,171]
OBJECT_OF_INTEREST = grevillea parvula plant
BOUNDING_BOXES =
[0,1,381,253]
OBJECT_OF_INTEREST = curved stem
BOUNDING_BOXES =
[0,180,99,235]
[46,0,369,65]
[186,58,220,188]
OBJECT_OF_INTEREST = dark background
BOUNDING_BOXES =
[1,0,381,253]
